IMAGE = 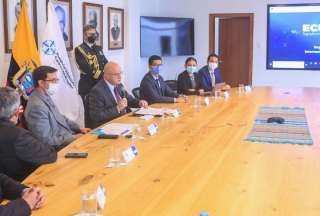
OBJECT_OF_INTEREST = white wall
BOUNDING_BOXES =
[2,0,320,89]
[126,0,161,90]
[0,0,140,86]
[154,0,320,88]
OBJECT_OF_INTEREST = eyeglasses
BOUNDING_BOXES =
[44,79,59,83]
[109,72,123,76]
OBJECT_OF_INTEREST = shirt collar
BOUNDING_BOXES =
[150,72,159,80]
[85,41,94,48]
[105,80,116,91]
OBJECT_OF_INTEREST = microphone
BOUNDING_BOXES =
[117,84,126,98]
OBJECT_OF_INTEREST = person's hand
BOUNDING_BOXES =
[175,96,187,103]
[117,98,128,112]
[22,188,42,210]
[222,84,231,91]
[139,100,148,108]
[33,188,45,209]
[80,128,91,134]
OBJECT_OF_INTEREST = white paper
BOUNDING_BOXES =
[163,108,180,116]
[100,123,137,136]
[132,107,164,116]
[139,115,154,120]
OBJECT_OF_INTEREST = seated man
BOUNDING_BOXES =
[177,57,200,95]
[198,53,230,92]
[140,55,187,104]
[86,62,148,128]
[0,87,57,181]
[0,173,45,215]
[24,66,90,150]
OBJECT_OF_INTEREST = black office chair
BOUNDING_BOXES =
[165,80,178,93]
[132,87,140,99]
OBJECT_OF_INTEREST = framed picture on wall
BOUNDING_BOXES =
[108,7,124,50]
[3,0,37,53]
[83,2,103,47]
[47,0,73,50]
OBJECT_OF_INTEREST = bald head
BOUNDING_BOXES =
[103,62,122,85]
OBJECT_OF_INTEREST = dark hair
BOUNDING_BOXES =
[207,53,219,63]
[185,57,197,65]
[83,24,96,34]
[148,55,162,66]
[33,66,57,88]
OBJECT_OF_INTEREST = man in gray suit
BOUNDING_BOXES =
[86,62,148,128]
[24,66,90,150]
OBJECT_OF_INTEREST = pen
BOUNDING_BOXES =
[120,129,130,136]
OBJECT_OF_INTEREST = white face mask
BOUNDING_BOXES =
[209,62,218,71]
[47,83,59,96]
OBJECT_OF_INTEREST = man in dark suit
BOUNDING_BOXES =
[0,173,45,215]
[75,24,108,101]
[0,87,57,181]
[177,57,200,95]
[140,55,187,104]
[86,62,148,128]
[198,53,230,92]
[24,66,91,150]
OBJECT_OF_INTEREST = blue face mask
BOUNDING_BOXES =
[151,65,161,75]
[186,66,197,74]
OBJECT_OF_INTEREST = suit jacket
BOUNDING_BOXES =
[24,89,81,149]
[86,79,140,128]
[198,65,223,92]
[75,42,108,99]
[140,72,179,104]
[177,71,200,95]
[0,174,31,216]
[0,120,57,181]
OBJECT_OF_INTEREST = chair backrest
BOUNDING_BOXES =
[165,80,178,92]
[132,87,140,99]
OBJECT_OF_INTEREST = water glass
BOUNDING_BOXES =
[80,191,97,216]
[214,89,222,98]
[238,84,245,93]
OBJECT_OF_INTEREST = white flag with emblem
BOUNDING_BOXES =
[40,1,83,124]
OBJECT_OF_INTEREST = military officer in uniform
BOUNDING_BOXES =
[75,24,108,101]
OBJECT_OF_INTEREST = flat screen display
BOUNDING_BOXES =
[140,16,194,57]
[267,4,320,70]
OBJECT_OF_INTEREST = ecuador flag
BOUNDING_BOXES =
[7,0,40,100]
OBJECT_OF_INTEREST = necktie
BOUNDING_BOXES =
[114,87,126,114]
[210,71,215,87]
[114,87,121,102]
[156,79,160,88]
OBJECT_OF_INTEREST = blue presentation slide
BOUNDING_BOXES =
[267,5,320,70]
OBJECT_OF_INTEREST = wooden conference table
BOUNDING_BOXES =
[24,87,320,216]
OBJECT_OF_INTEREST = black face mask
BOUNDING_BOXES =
[87,35,97,44]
